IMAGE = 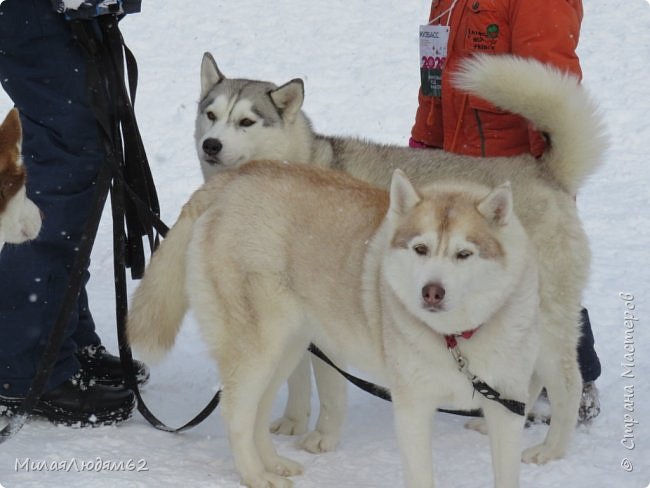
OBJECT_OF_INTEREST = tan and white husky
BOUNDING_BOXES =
[193,53,605,465]
[0,108,41,245]
[128,159,539,488]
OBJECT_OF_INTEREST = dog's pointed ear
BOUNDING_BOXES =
[269,79,304,123]
[201,52,225,97]
[477,181,513,226]
[389,169,420,218]
[0,108,22,155]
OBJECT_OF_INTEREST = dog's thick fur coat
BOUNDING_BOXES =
[129,158,542,487]
[0,109,41,245]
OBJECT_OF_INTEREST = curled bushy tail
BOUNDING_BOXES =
[127,183,218,362]
[453,54,607,195]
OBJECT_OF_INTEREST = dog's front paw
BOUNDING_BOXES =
[464,418,488,435]
[270,415,309,436]
[263,455,303,477]
[522,443,565,464]
[241,471,294,488]
[300,429,339,453]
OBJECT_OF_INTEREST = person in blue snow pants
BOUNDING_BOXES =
[0,0,146,426]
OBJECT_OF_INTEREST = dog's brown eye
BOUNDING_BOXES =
[413,244,429,256]
[240,118,255,127]
[457,250,473,260]
[206,111,216,121]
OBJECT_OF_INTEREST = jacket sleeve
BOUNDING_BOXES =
[511,0,582,77]
[510,0,583,155]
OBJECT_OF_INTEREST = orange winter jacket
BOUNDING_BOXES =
[411,0,583,157]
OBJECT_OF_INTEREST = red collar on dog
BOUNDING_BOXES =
[444,329,478,349]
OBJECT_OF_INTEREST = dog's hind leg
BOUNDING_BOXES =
[522,343,581,464]
[217,292,307,487]
[300,354,347,453]
[270,353,312,436]
[220,362,295,488]
[523,371,548,424]
[255,338,307,478]
[482,400,525,488]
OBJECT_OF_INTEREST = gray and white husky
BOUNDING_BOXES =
[191,53,605,464]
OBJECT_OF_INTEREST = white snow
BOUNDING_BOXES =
[0,0,648,487]
[61,0,86,10]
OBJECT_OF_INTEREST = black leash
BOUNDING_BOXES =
[308,344,484,418]
[446,334,526,417]
[80,16,222,433]
[308,344,392,401]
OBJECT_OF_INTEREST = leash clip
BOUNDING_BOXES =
[450,345,476,382]
[444,333,526,417]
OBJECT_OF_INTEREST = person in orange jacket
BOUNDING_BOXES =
[410,0,601,422]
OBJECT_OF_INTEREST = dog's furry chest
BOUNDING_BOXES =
[375,272,540,406]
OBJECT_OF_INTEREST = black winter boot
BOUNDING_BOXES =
[0,374,135,427]
[77,344,150,387]
[577,308,601,423]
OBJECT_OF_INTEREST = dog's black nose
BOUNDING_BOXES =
[422,283,445,307]
[202,138,223,156]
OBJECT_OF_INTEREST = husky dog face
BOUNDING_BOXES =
[0,109,41,245]
[195,53,305,179]
[383,171,517,334]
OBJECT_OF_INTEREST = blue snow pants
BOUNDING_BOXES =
[0,0,103,396]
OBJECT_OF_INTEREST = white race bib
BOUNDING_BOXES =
[419,25,450,97]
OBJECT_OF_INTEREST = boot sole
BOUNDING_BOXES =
[0,396,136,427]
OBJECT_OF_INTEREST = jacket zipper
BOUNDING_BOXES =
[473,109,486,157]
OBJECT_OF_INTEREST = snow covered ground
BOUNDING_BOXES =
[1,0,649,486]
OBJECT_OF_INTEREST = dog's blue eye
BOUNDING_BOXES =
[240,118,256,127]
[206,111,217,121]
[457,250,473,260]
